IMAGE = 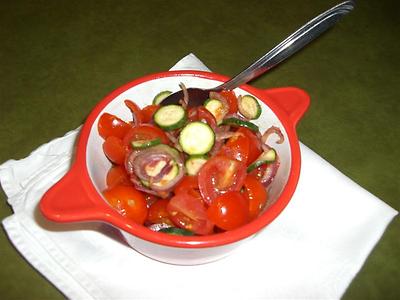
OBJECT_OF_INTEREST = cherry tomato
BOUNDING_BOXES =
[219,90,238,114]
[141,104,160,123]
[106,165,131,188]
[198,155,247,205]
[98,113,131,140]
[122,124,170,149]
[218,133,250,164]
[174,176,199,194]
[167,191,214,235]
[103,184,148,224]
[242,175,268,220]
[103,136,126,165]
[188,106,217,130]
[207,191,249,231]
[236,127,263,165]
[147,199,173,225]
[124,100,143,124]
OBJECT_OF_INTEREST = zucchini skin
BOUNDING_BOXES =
[153,104,187,131]
[221,117,259,132]
[131,138,162,149]
[238,95,262,120]
[153,90,172,105]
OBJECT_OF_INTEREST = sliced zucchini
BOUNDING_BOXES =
[247,149,277,173]
[238,95,261,120]
[159,227,195,236]
[179,121,215,155]
[154,104,187,131]
[153,90,172,105]
[204,98,228,124]
[185,155,208,175]
[131,138,161,149]
[221,117,259,132]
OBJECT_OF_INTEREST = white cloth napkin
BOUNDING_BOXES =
[1,53,397,300]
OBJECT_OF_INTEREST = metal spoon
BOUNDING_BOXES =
[161,0,355,107]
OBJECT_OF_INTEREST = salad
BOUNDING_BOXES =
[99,85,283,236]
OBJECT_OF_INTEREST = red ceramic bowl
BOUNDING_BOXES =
[40,70,310,265]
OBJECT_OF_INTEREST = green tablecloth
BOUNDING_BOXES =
[1,0,398,299]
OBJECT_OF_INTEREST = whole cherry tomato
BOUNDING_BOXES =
[103,184,148,224]
[98,113,131,140]
[106,165,131,188]
[242,175,268,220]
[103,136,126,165]
[207,191,249,231]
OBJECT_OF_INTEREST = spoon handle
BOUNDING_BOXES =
[217,0,355,91]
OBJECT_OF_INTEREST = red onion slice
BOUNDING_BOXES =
[125,144,184,193]
[262,126,284,144]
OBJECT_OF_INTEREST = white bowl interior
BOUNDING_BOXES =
[86,75,292,208]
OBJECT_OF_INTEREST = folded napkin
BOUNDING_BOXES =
[1,54,397,300]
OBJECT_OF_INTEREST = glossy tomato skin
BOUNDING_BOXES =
[141,104,160,123]
[188,106,217,130]
[218,134,250,164]
[106,165,131,188]
[219,90,238,114]
[198,155,247,205]
[207,191,249,231]
[124,100,143,124]
[147,198,173,225]
[103,136,126,165]
[173,176,199,194]
[103,184,148,224]
[167,191,214,235]
[242,175,268,220]
[236,127,263,165]
[98,113,131,139]
[122,124,170,148]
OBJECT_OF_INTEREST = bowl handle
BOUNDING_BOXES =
[260,87,310,127]
[40,165,108,223]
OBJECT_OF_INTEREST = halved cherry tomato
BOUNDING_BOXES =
[218,133,250,164]
[103,184,148,224]
[167,191,214,235]
[219,90,238,114]
[198,155,247,205]
[236,127,263,165]
[141,104,160,123]
[207,191,249,231]
[106,165,131,188]
[188,106,217,130]
[122,124,170,149]
[103,136,126,165]
[173,176,199,194]
[242,175,268,220]
[124,99,143,125]
[147,198,173,225]
[98,113,131,139]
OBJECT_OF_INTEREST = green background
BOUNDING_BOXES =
[1,0,399,299]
